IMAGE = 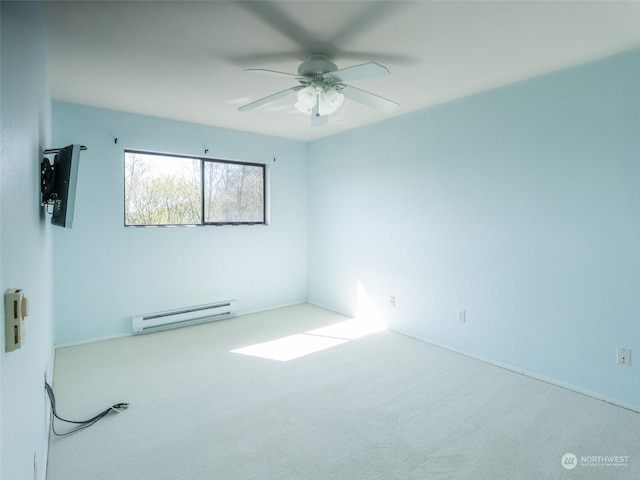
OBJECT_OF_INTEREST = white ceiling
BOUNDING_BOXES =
[43,1,640,142]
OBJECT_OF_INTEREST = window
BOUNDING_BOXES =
[124,150,267,226]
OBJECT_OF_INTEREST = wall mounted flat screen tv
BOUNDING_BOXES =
[41,144,84,228]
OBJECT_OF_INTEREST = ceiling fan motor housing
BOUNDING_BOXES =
[298,53,338,77]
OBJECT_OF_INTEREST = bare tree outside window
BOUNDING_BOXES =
[125,151,266,226]
[204,162,264,223]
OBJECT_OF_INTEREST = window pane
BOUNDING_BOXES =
[125,152,201,226]
[204,162,264,224]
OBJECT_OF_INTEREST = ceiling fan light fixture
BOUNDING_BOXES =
[294,84,344,117]
[319,87,344,116]
[294,86,317,113]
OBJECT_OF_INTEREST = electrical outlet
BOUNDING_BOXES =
[617,346,631,366]
[250,282,256,292]
[457,309,466,323]
[389,296,395,308]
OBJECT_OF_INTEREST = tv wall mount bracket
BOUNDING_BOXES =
[40,145,86,206]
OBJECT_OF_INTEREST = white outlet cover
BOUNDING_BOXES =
[617,347,631,366]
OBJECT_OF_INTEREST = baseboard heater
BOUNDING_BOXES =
[132,300,238,334]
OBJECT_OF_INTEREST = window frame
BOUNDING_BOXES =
[124,149,269,227]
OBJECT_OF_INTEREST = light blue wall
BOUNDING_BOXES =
[52,103,308,344]
[1,2,54,479]
[308,49,640,410]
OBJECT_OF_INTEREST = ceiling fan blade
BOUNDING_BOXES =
[235,1,317,54]
[330,51,418,66]
[341,85,399,114]
[228,51,302,66]
[233,1,415,66]
[328,62,390,82]
[329,2,406,48]
[244,68,303,80]
[238,87,301,112]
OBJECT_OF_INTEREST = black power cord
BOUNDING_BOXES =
[45,380,129,436]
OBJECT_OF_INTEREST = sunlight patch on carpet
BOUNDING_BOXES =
[232,333,348,361]
[232,282,385,361]
[232,318,385,361]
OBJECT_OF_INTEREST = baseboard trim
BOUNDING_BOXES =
[306,300,355,318]
[237,301,308,319]
[394,331,640,414]
[55,332,133,349]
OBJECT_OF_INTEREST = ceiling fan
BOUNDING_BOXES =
[237,53,399,126]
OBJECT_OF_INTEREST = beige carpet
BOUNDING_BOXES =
[47,304,639,479]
